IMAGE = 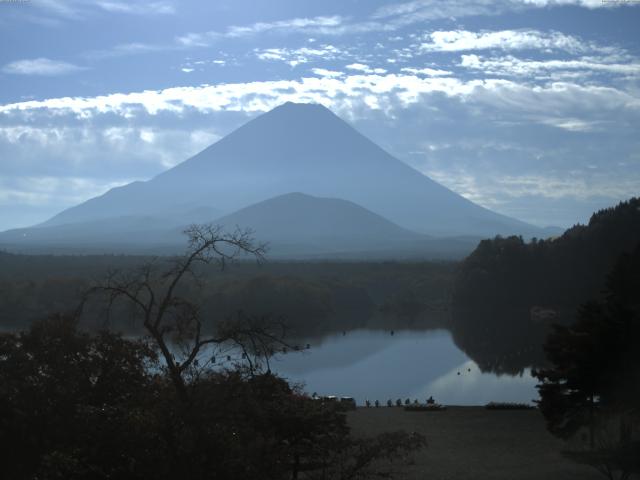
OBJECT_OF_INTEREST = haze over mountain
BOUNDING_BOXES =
[209,192,478,258]
[216,192,420,247]
[0,192,479,258]
[0,102,553,256]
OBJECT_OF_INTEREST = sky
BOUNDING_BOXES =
[0,0,639,231]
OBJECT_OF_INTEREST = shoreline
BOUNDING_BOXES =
[348,406,602,480]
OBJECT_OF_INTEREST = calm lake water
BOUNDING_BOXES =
[270,329,539,406]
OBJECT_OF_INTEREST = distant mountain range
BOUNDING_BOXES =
[0,102,559,258]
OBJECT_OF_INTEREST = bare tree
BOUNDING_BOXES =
[79,224,285,401]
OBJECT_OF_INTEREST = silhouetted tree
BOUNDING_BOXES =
[36,223,427,479]
[80,224,284,400]
[0,314,159,479]
[534,244,640,479]
[452,197,640,374]
[0,315,426,480]
[535,301,610,445]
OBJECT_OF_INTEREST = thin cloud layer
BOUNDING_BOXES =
[460,54,640,78]
[254,45,344,67]
[419,30,589,53]
[2,73,637,120]
[32,0,176,18]
[176,16,345,47]
[3,58,87,76]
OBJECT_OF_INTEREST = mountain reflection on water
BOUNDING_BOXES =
[271,329,538,406]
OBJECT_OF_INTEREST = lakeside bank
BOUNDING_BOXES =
[348,406,602,480]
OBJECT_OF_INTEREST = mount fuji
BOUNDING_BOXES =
[0,102,550,257]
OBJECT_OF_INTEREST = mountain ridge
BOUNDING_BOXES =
[211,191,426,255]
[0,102,556,257]
[0,192,481,258]
[38,102,540,238]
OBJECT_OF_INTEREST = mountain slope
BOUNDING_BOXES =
[212,192,425,255]
[39,102,540,238]
[0,206,221,253]
[0,192,480,258]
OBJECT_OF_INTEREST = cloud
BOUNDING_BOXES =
[400,67,452,76]
[175,32,217,48]
[421,165,640,226]
[0,74,469,117]
[470,81,640,119]
[1,72,637,164]
[460,54,640,78]
[2,58,87,76]
[1,68,638,229]
[178,58,229,73]
[31,0,175,18]
[420,29,589,53]
[32,0,83,19]
[0,174,136,230]
[345,63,387,74]
[536,117,602,132]
[0,118,227,228]
[26,0,634,44]
[131,2,636,60]
[372,0,624,23]
[254,45,343,67]
[311,68,344,78]
[516,0,609,7]
[0,123,221,175]
[94,1,175,15]
[4,2,639,232]
[85,42,173,60]
[498,173,639,201]
[177,15,345,47]
[372,0,505,22]
[226,15,345,38]
[1,72,638,120]
[0,175,129,207]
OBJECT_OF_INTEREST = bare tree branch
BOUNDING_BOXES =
[79,223,274,402]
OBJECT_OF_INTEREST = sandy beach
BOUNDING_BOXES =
[348,406,603,480]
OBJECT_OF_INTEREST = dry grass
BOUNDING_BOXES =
[348,406,603,480]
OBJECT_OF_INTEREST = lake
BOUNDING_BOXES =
[270,329,539,406]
